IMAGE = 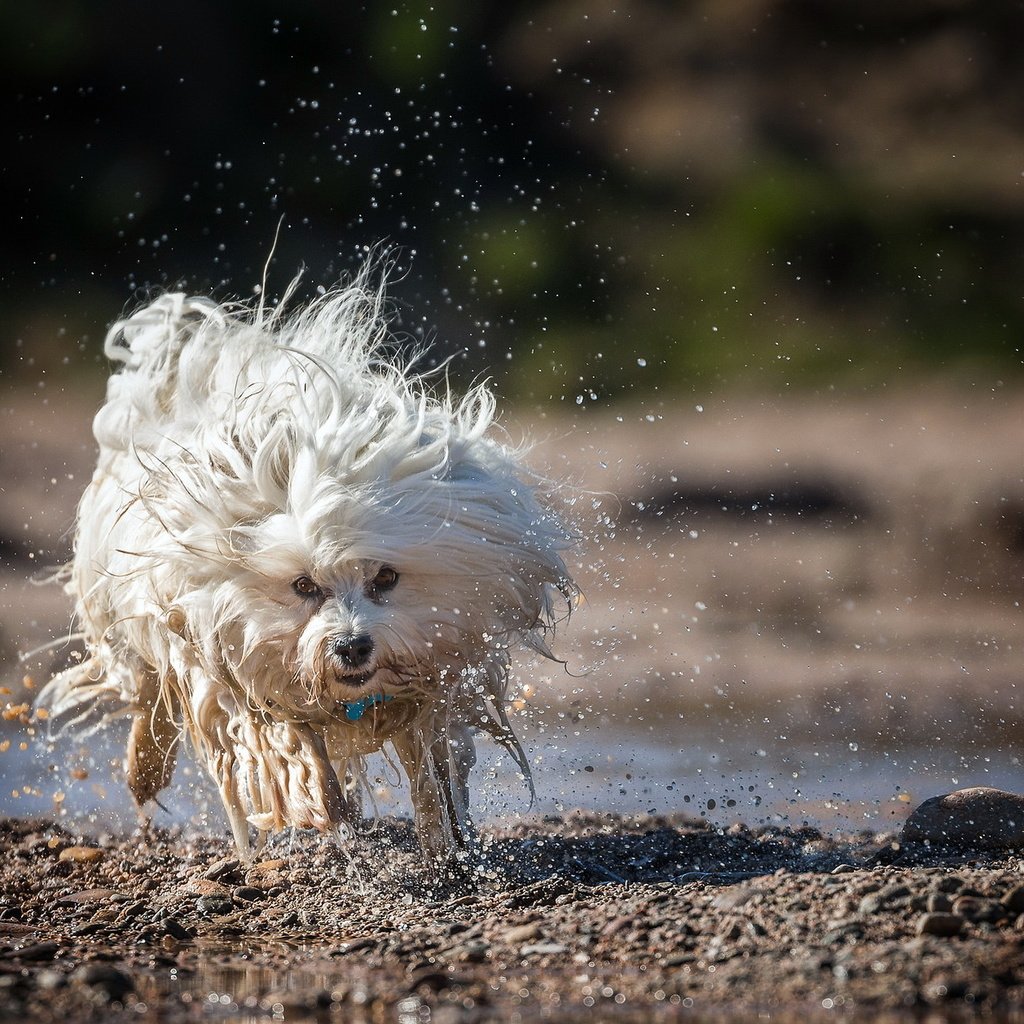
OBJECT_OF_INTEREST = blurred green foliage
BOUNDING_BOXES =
[3,1,1022,401]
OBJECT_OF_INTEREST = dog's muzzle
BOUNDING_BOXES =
[330,632,375,674]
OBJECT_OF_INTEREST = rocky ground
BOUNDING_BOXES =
[2,792,1024,1022]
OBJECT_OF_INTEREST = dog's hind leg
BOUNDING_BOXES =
[125,672,180,810]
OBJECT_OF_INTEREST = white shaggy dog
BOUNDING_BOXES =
[40,269,575,861]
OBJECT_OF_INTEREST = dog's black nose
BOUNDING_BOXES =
[332,632,374,668]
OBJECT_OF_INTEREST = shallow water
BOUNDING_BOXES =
[126,952,1024,1024]
[4,709,1022,841]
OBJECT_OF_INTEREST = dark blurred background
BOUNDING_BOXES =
[4,0,1023,400]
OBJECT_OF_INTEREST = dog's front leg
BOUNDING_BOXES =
[125,672,180,811]
[391,721,477,864]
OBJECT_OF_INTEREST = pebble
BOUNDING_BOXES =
[56,888,119,905]
[917,913,964,938]
[1002,884,1024,914]
[233,885,266,903]
[72,963,134,1001]
[902,787,1024,849]
[448,940,488,963]
[250,859,289,874]
[248,870,289,891]
[599,915,634,938]
[71,921,110,936]
[504,921,544,943]
[161,915,193,941]
[117,900,149,921]
[0,941,60,961]
[822,920,864,945]
[190,879,231,898]
[858,882,911,915]
[926,893,953,913]
[204,857,242,883]
[520,941,569,956]
[951,896,1007,924]
[57,846,104,864]
[711,885,756,912]
[196,895,235,917]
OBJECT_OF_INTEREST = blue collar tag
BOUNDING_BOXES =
[343,693,395,722]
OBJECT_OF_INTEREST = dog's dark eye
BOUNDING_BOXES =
[292,575,322,599]
[369,565,399,595]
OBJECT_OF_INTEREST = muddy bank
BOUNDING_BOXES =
[1,812,1023,1021]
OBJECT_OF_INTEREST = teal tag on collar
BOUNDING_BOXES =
[343,693,394,722]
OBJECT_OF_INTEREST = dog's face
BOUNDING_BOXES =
[172,449,565,721]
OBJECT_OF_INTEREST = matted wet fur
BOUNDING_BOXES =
[38,265,576,861]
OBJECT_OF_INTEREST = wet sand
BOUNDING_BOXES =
[2,812,1024,1021]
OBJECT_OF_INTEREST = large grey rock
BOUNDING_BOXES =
[902,787,1024,849]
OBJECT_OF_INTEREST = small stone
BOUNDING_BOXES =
[204,857,242,883]
[196,895,235,917]
[926,893,953,913]
[860,882,911,914]
[161,916,193,941]
[951,895,1007,924]
[190,879,231,898]
[902,787,1024,849]
[56,888,118,905]
[822,921,864,945]
[858,894,882,915]
[57,846,104,864]
[449,940,488,963]
[712,886,756,911]
[232,885,265,903]
[73,964,134,1001]
[1002,883,1024,914]
[830,863,856,875]
[71,920,110,937]
[117,900,148,922]
[249,859,288,874]
[504,921,543,943]
[247,870,289,891]
[599,915,635,937]
[917,913,964,938]
[663,952,696,966]
[520,941,568,956]
[0,941,61,961]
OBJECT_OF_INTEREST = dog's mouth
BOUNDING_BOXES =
[332,668,377,689]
